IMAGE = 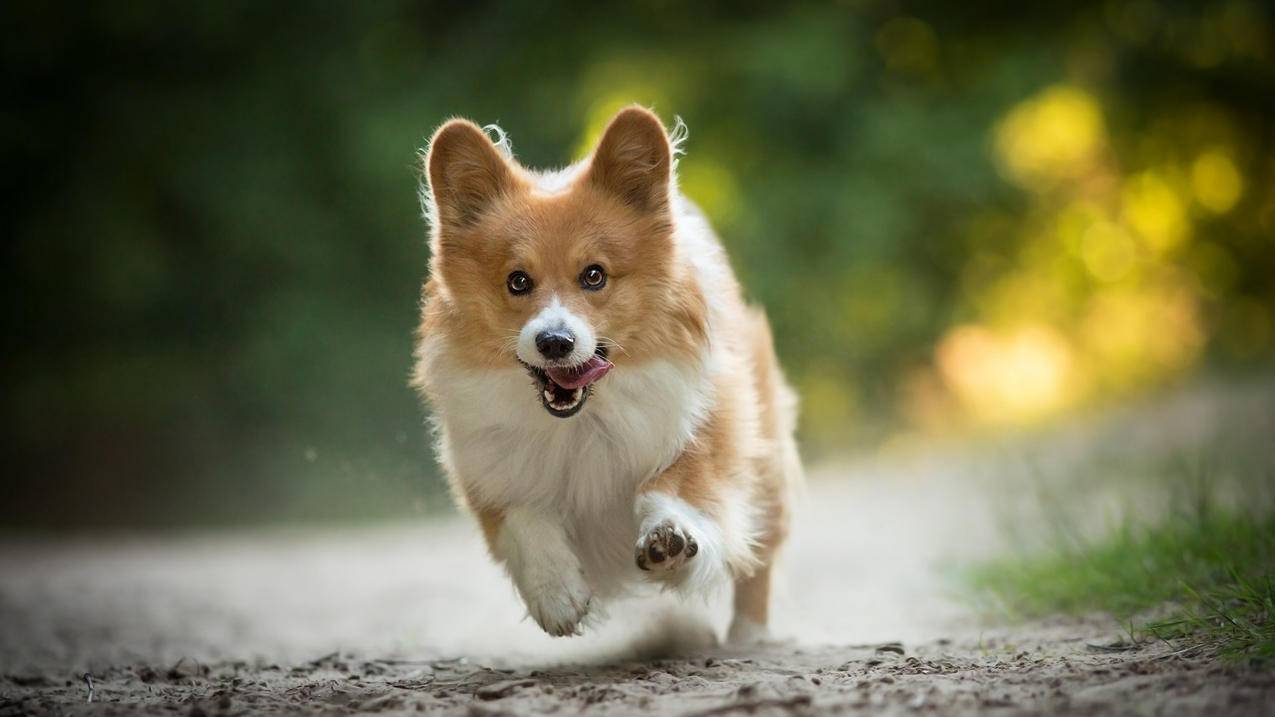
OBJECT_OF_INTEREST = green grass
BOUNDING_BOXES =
[969,505,1275,664]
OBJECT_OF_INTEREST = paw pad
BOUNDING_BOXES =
[635,521,698,572]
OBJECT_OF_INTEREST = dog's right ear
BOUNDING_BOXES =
[425,120,515,228]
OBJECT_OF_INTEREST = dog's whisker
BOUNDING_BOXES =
[597,336,630,357]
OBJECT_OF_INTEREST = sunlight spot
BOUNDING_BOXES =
[1079,286,1203,388]
[994,85,1106,189]
[1079,220,1137,283]
[936,323,1075,424]
[1191,149,1244,214]
[978,270,1071,327]
[1121,171,1189,253]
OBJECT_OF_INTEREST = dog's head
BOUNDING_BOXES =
[422,106,708,417]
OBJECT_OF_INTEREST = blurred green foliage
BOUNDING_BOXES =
[3,1,1273,529]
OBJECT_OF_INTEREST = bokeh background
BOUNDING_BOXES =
[4,0,1273,530]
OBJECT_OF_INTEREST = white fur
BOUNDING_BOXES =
[635,492,727,593]
[727,616,770,644]
[515,295,597,368]
[423,346,716,598]
[495,505,593,636]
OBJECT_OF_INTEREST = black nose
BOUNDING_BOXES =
[535,329,575,359]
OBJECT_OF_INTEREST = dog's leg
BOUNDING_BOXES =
[728,563,771,643]
[633,488,718,589]
[726,479,786,643]
[484,504,592,637]
[726,447,793,643]
[633,449,752,595]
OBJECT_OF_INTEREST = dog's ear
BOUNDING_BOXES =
[584,106,672,213]
[426,119,516,227]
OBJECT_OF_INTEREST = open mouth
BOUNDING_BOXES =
[523,346,612,418]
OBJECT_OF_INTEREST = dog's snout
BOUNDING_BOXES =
[535,329,575,360]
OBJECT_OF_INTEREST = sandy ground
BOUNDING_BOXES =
[3,383,1274,714]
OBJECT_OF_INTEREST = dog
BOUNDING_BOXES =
[411,106,801,643]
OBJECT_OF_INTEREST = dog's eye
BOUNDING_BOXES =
[580,264,607,290]
[507,271,533,295]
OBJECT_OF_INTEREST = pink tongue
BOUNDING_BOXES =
[545,356,613,390]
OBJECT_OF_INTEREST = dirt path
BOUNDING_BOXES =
[3,385,1274,714]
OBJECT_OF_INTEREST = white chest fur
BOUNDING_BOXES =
[425,351,714,594]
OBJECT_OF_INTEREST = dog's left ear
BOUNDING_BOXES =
[584,106,672,213]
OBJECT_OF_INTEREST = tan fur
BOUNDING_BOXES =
[733,309,799,627]
[471,501,505,552]
[411,106,801,639]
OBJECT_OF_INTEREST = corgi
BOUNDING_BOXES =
[411,106,801,643]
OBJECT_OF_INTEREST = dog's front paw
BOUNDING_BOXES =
[635,520,699,575]
[497,507,594,637]
[521,568,593,637]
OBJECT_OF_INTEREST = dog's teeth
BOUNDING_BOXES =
[540,382,587,413]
